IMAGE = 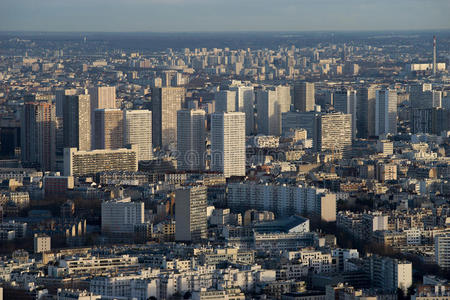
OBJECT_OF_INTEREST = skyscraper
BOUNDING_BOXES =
[55,89,79,155]
[55,88,77,118]
[94,109,123,150]
[211,112,246,178]
[21,102,56,171]
[63,94,91,151]
[316,112,352,155]
[215,90,236,113]
[256,86,291,136]
[177,109,206,171]
[375,89,398,136]
[151,87,185,150]
[230,84,255,135]
[293,82,315,112]
[333,89,357,138]
[88,86,117,146]
[357,85,378,138]
[175,185,207,243]
[123,110,153,161]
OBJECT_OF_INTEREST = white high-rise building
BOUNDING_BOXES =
[175,186,207,243]
[177,109,206,171]
[256,86,291,136]
[215,90,237,113]
[123,110,152,161]
[375,89,398,136]
[230,84,255,135]
[211,112,246,178]
[101,197,144,235]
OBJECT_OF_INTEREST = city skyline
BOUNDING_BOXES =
[1,2,450,298]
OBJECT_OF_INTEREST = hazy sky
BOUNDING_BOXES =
[1,0,449,32]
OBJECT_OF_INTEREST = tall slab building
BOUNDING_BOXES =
[151,87,185,150]
[357,85,378,138]
[211,112,246,178]
[375,89,398,136]
[316,112,352,155]
[63,94,91,151]
[214,90,237,113]
[123,110,153,161]
[21,102,56,171]
[94,109,123,150]
[175,186,208,243]
[88,86,116,147]
[256,86,291,136]
[293,82,315,112]
[230,83,255,135]
[177,109,206,171]
[333,89,357,138]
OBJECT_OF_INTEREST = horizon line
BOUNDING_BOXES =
[1,28,450,35]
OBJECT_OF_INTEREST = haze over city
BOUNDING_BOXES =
[1,0,450,32]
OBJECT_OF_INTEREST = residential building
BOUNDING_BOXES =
[294,82,315,112]
[21,102,56,171]
[177,109,206,171]
[211,112,246,178]
[101,197,145,235]
[151,87,185,149]
[123,110,153,161]
[64,147,138,176]
[94,108,123,150]
[34,233,51,253]
[175,186,208,243]
[63,94,91,151]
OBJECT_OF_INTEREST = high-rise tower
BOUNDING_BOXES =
[151,87,185,150]
[175,185,208,243]
[123,110,153,161]
[63,94,91,151]
[177,109,206,171]
[21,102,56,171]
[211,112,246,178]
[94,109,123,150]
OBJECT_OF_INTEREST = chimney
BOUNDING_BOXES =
[433,36,437,76]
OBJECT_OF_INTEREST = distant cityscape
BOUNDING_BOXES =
[0,30,449,300]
